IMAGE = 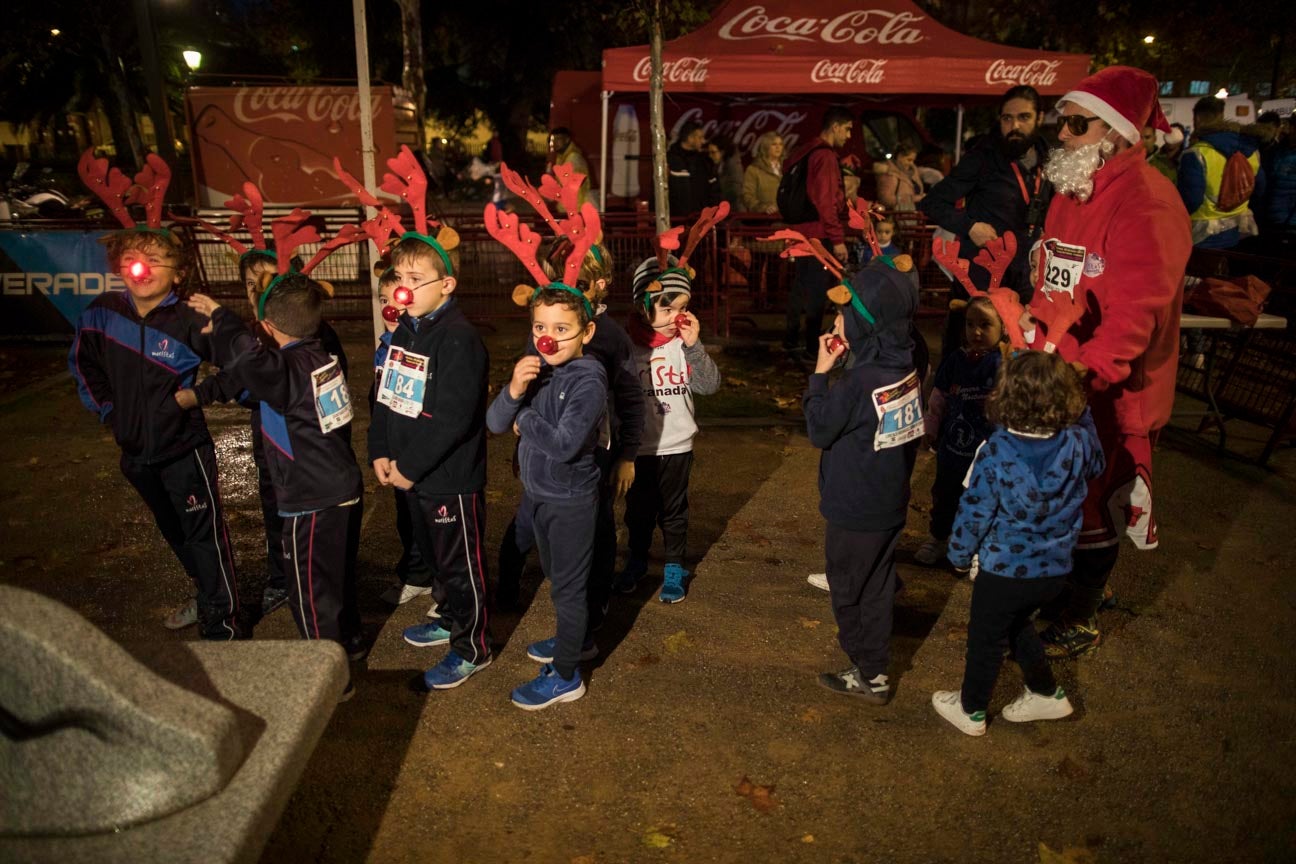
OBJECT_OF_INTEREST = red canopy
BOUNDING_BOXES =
[602,0,1090,96]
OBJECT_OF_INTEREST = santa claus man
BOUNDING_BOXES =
[1025,66,1192,658]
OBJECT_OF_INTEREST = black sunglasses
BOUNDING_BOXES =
[1062,114,1105,136]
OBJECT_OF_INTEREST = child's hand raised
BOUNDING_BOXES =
[509,355,542,399]
[814,331,848,374]
[174,388,199,411]
[187,294,221,333]
[677,312,700,347]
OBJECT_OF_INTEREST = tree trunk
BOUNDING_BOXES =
[649,0,669,232]
[99,31,146,169]
[394,0,427,150]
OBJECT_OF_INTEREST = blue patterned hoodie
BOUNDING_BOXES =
[947,407,1105,579]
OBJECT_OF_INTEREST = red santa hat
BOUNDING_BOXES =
[1058,65,1170,145]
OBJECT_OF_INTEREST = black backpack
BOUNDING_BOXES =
[777,143,828,223]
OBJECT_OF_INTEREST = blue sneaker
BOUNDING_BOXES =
[659,563,689,604]
[526,635,599,664]
[614,557,648,594]
[403,620,451,647]
[511,663,586,711]
[422,650,491,690]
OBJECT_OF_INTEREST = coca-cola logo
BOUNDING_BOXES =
[232,87,386,126]
[669,107,808,157]
[718,5,925,45]
[985,59,1062,88]
[632,56,711,84]
[810,58,887,85]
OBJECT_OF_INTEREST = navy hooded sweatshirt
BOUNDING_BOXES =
[803,259,921,531]
[487,354,608,505]
[947,408,1106,579]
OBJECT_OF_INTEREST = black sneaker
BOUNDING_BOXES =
[344,633,370,663]
[1041,617,1102,658]
[817,666,890,705]
[261,586,289,618]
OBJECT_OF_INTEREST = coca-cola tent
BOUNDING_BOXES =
[595,0,1090,202]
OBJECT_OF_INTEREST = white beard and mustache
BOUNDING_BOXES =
[1043,138,1116,202]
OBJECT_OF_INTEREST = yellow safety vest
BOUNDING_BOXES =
[1187,143,1259,243]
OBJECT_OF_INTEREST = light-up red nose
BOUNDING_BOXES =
[393,286,414,306]
[127,261,150,280]
[675,314,689,328]
[381,305,401,323]
[828,336,845,353]
[535,335,558,355]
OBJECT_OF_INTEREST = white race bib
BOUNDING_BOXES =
[872,371,924,451]
[377,347,430,419]
[311,357,353,434]
[1041,239,1086,299]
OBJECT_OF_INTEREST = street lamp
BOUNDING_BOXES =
[1143,35,1154,44]
[183,50,202,71]
[1215,88,1229,99]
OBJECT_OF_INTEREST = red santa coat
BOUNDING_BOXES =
[1031,145,1192,435]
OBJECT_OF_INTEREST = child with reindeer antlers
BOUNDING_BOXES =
[617,205,726,604]
[69,149,244,640]
[772,226,922,705]
[493,163,645,641]
[483,193,607,710]
[339,146,495,691]
[176,182,350,622]
[180,209,371,695]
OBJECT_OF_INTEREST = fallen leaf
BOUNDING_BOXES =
[642,828,674,849]
[946,625,968,641]
[799,708,823,724]
[1038,842,1096,864]
[797,617,821,629]
[801,834,816,844]
[728,377,749,387]
[773,396,798,409]
[734,775,779,813]
[664,631,693,654]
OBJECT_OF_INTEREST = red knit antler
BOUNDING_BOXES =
[378,145,433,236]
[168,214,249,255]
[499,163,565,236]
[655,226,685,270]
[763,229,844,279]
[558,203,601,287]
[269,210,323,276]
[333,157,406,248]
[125,154,171,229]
[78,149,136,229]
[679,201,730,269]
[228,183,268,250]
[847,198,885,259]
[483,204,550,285]
[930,235,981,297]
[300,224,367,275]
[540,163,587,216]
[972,233,1017,294]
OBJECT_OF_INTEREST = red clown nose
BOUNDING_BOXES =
[381,305,401,323]
[828,336,845,353]
[127,261,150,280]
[675,314,689,329]
[393,286,414,306]
[535,335,558,355]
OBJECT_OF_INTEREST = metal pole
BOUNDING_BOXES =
[131,0,178,173]
[650,3,669,232]
[600,90,611,211]
[353,0,382,345]
[954,104,965,164]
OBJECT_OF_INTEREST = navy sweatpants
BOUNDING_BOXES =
[531,497,596,679]
[825,522,901,679]
[120,442,242,640]
[284,499,362,644]
[405,490,492,664]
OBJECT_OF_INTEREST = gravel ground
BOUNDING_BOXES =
[1,320,1293,864]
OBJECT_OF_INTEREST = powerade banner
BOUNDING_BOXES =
[0,231,120,336]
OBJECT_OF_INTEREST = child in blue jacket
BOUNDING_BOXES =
[932,350,1105,736]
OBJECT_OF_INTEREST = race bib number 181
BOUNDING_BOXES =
[311,358,353,434]
[872,371,924,451]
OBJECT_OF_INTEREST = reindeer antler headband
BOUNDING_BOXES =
[78,149,175,240]
[376,145,460,276]
[638,202,730,312]
[485,162,602,318]
[168,181,280,267]
[762,228,879,325]
[930,233,1028,350]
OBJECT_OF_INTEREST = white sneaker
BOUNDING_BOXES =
[1001,686,1074,723]
[381,582,433,605]
[932,690,986,736]
[806,572,829,592]
[163,598,198,630]
[425,600,440,618]
[914,538,947,565]
[968,554,980,582]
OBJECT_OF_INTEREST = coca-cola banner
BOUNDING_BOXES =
[185,86,401,207]
[603,0,1089,95]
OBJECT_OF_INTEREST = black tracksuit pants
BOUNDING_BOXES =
[929,451,975,542]
[284,500,362,644]
[785,256,834,354]
[120,442,242,640]
[825,522,902,679]
[531,497,596,679]
[394,487,433,588]
[499,447,617,628]
[961,571,1064,714]
[405,489,492,665]
[251,430,287,592]
[625,452,694,566]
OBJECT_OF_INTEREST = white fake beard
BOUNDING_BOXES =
[1043,138,1116,202]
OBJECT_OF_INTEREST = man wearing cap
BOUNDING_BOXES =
[1025,66,1192,658]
